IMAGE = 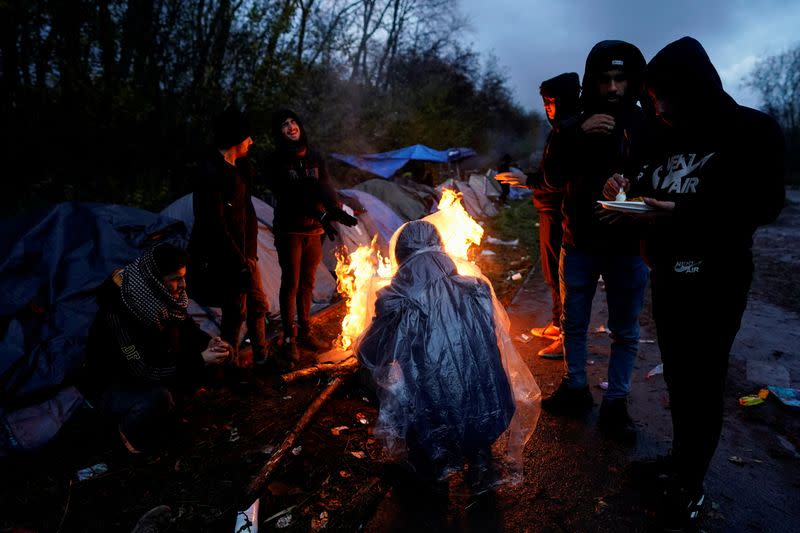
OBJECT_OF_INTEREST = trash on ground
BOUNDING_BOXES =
[598,381,609,390]
[276,514,293,528]
[339,470,351,478]
[291,446,302,456]
[646,363,664,380]
[310,511,329,531]
[356,413,369,425]
[592,325,609,334]
[767,386,800,408]
[261,445,276,455]
[515,333,533,343]
[76,463,108,481]
[485,237,519,246]
[234,500,259,533]
[331,426,349,436]
[229,427,240,442]
[350,451,366,459]
[282,395,292,400]
[362,396,370,403]
[639,339,656,344]
[594,497,609,514]
[728,456,746,465]
[510,272,523,281]
[480,250,496,256]
[739,389,769,407]
[587,360,595,366]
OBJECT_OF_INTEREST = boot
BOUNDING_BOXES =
[598,397,637,444]
[541,379,594,415]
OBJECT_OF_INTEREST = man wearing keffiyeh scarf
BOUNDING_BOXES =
[84,244,230,454]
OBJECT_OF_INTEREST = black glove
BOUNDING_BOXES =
[328,207,358,227]
[321,218,339,241]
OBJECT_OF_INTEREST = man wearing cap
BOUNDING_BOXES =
[540,41,649,443]
[187,107,274,370]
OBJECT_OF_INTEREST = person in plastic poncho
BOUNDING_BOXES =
[356,220,540,487]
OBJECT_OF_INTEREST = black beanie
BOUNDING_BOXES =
[213,107,251,149]
[152,243,188,277]
[540,72,580,99]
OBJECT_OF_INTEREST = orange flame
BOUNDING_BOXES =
[334,188,483,349]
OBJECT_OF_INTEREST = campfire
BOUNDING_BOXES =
[334,189,485,351]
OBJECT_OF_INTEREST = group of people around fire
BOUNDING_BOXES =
[81,34,785,532]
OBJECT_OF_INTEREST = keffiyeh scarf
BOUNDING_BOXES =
[119,247,189,330]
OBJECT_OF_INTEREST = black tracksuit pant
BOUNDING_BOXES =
[651,259,752,493]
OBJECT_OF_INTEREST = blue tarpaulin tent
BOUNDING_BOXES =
[331,144,477,179]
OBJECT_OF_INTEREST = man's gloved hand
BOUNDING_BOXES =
[322,218,339,241]
[327,207,358,227]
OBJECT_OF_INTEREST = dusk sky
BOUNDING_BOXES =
[459,0,800,111]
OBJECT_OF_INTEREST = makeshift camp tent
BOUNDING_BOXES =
[331,144,477,179]
[0,202,187,452]
[160,194,339,334]
[439,178,498,218]
[351,179,431,221]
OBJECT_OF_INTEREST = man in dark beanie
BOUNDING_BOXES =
[187,107,275,370]
[524,72,581,358]
[540,41,649,444]
[84,243,231,453]
[264,108,357,362]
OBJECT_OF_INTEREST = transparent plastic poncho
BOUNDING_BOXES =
[355,220,540,484]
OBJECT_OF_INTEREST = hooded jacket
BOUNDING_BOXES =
[548,40,648,253]
[528,72,581,212]
[631,37,785,273]
[264,109,339,235]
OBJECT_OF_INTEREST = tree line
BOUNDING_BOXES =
[0,0,539,215]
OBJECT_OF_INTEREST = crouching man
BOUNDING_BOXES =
[83,243,230,454]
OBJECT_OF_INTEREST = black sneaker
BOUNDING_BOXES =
[541,380,594,415]
[597,397,637,444]
[280,338,301,363]
[659,481,705,532]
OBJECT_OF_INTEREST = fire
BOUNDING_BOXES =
[334,188,483,349]
[335,236,391,350]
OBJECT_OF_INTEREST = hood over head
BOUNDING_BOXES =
[582,40,645,111]
[393,220,444,265]
[645,36,738,129]
[270,108,308,154]
[540,72,581,124]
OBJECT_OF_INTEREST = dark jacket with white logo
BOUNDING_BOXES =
[631,37,785,274]
[264,109,339,235]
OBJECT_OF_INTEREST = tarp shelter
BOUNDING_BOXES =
[352,179,432,221]
[439,178,498,218]
[331,144,477,179]
[0,202,187,452]
[160,194,338,335]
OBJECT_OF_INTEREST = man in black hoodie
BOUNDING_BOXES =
[541,41,649,444]
[525,72,581,357]
[187,108,272,369]
[265,109,357,361]
[603,37,785,530]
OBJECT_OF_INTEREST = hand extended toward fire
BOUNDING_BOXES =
[582,114,615,135]
[202,336,231,365]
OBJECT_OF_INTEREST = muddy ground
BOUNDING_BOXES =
[1,193,798,532]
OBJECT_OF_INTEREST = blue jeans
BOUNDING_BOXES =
[559,245,648,400]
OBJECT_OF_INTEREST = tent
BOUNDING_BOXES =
[351,179,432,221]
[1,202,187,452]
[331,144,477,179]
[439,178,498,219]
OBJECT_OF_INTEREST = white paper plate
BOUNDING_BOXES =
[597,200,654,213]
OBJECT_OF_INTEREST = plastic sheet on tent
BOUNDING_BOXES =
[160,194,338,337]
[355,220,540,483]
[331,144,477,179]
[438,179,496,218]
[352,179,430,221]
[0,202,186,451]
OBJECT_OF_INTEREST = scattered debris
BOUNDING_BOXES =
[260,445,276,455]
[588,360,595,366]
[639,339,656,344]
[339,470,351,478]
[592,325,609,335]
[76,463,108,481]
[480,250,497,256]
[276,514,293,528]
[362,396,370,403]
[350,451,366,459]
[515,333,533,343]
[356,413,369,425]
[229,427,240,442]
[331,426,349,436]
[728,456,746,465]
[739,389,769,407]
[511,272,523,281]
[291,446,302,456]
[646,363,664,380]
[594,497,609,514]
[598,381,609,391]
[485,237,519,246]
[310,511,329,531]
[282,396,292,400]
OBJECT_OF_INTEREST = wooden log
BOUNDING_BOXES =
[280,355,359,385]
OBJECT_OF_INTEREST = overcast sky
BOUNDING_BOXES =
[459,0,800,111]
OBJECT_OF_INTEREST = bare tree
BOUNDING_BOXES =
[745,44,800,136]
